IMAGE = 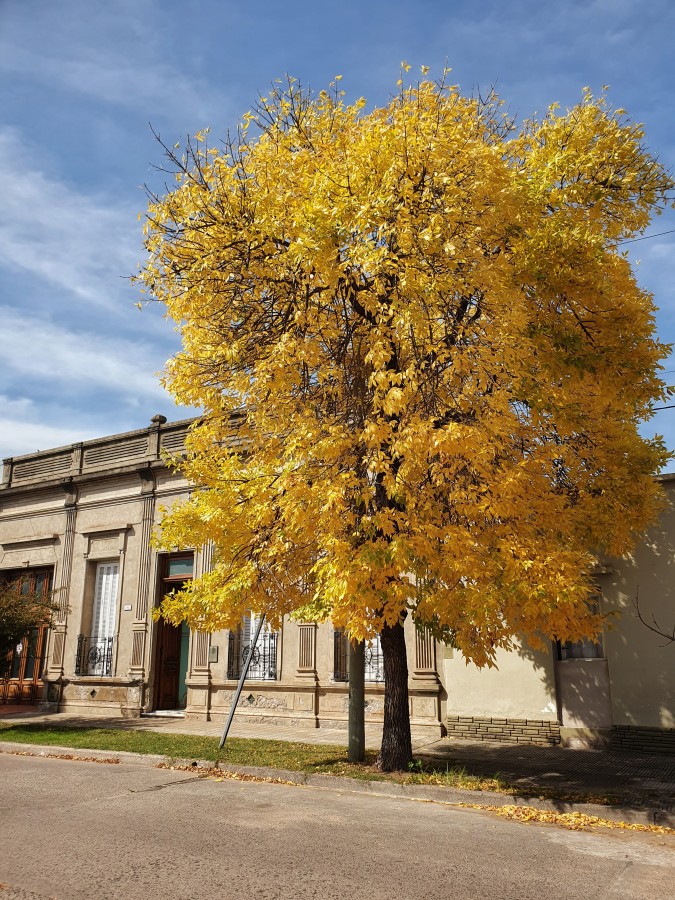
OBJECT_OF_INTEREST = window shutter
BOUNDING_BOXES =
[92,562,119,641]
[242,613,252,646]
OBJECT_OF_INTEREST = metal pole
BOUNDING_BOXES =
[348,639,365,762]
[219,613,266,749]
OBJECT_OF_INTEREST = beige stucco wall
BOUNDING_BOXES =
[442,640,558,721]
[598,479,675,729]
[556,659,612,728]
[0,486,65,530]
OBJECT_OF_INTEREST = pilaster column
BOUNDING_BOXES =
[409,624,443,732]
[129,468,156,676]
[294,621,318,721]
[412,625,440,683]
[297,623,317,678]
[185,542,214,720]
[48,483,77,677]
[189,541,214,675]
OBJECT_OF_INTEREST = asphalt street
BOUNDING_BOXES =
[0,754,672,899]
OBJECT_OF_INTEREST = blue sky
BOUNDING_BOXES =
[1,0,674,460]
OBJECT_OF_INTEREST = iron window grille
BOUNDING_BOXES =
[333,629,349,682]
[227,630,278,681]
[333,630,384,683]
[75,635,114,676]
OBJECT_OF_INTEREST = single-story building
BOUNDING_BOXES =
[1,416,672,753]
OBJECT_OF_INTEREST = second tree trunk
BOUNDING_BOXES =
[377,620,413,771]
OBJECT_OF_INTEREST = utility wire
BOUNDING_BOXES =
[618,228,675,245]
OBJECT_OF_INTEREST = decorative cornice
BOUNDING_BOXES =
[0,534,59,551]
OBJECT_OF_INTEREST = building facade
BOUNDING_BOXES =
[1,417,673,753]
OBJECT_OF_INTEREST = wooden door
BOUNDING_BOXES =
[1,567,52,706]
[155,619,183,710]
[153,554,193,711]
[2,625,48,705]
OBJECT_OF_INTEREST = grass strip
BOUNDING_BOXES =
[0,722,622,805]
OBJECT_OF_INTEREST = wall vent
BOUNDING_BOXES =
[83,437,149,468]
[161,431,186,453]
[12,453,72,481]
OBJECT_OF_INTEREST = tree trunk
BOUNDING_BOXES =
[377,620,412,771]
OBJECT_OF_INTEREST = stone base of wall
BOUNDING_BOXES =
[317,716,445,737]
[611,726,675,755]
[58,677,143,718]
[560,727,610,750]
[57,702,142,718]
[446,715,561,746]
[207,710,320,728]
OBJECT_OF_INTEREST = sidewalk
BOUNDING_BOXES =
[1,706,673,817]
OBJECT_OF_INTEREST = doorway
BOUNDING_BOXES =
[152,553,193,711]
[1,568,52,706]
[154,618,189,710]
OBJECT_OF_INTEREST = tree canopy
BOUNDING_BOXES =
[140,70,673,768]
[0,579,56,664]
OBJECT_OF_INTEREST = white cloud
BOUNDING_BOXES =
[644,239,675,262]
[0,0,221,126]
[0,307,168,401]
[0,394,102,457]
[0,395,35,420]
[0,121,191,456]
[0,416,96,460]
[1,45,216,126]
[0,127,141,311]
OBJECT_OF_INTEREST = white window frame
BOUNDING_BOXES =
[88,561,119,675]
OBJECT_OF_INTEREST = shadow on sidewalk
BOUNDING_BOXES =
[416,739,675,808]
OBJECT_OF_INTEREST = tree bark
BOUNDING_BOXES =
[377,620,412,771]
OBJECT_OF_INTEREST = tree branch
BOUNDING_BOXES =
[634,587,675,646]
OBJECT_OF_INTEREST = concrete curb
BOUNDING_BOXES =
[1,740,672,828]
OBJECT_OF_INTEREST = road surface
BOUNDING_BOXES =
[0,753,672,899]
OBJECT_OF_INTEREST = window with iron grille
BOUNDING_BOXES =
[333,628,349,681]
[227,613,278,681]
[333,629,384,683]
[76,561,118,676]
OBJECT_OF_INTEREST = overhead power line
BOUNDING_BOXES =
[618,228,675,245]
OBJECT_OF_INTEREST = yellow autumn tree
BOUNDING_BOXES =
[139,71,673,770]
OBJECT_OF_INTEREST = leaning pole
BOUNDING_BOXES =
[219,614,266,749]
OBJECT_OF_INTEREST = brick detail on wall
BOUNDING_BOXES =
[446,715,561,746]
[611,726,675,756]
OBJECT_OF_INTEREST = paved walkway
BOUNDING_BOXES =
[0,705,388,747]
[1,706,673,807]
